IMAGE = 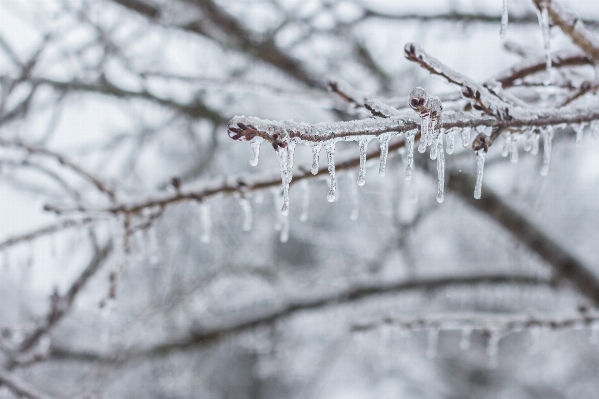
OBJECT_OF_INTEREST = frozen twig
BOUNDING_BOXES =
[0,138,117,202]
[0,370,58,399]
[0,218,96,252]
[49,274,549,361]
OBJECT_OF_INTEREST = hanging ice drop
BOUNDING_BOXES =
[445,128,455,154]
[379,135,390,176]
[199,202,211,243]
[249,137,264,166]
[540,126,553,176]
[357,138,370,186]
[500,0,508,39]
[325,142,337,202]
[461,127,471,148]
[474,150,486,199]
[239,197,252,231]
[405,131,415,180]
[574,123,586,146]
[436,135,445,203]
[311,143,321,175]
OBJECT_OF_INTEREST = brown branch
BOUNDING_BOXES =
[13,241,113,360]
[533,0,599,62]
[444,169,599,307]
[0,138,117,202]
[495,51,592,88]
[352,311,599,333]
[0,370,58,399]
[0,218,95,252]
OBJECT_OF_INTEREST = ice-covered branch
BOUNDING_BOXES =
[0,138,117,202]
[49,274,549,361]
[352,311,599,334]
[0,218,95,252]
[0,370,58,399]
[532,0,599,62]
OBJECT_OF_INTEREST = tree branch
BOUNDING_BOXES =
[444,169,599,307]
[533,0,599,62]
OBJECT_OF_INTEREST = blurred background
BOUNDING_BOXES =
[1,0,599,397]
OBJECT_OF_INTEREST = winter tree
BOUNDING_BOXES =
[1,0,599,397]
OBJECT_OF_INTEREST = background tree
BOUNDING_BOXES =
[1,0,599,397]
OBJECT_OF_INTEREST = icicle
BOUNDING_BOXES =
[500,0,509,39]
[461,127,471,148]
[272,189,289,242]
[445,128,455,154]
[280,215,289,243]
[249,137,264,166]
[591,120,599,140]
[474,150,486,199]
[405,131,415,180]
[357,138,370,186]
[430,135,438,160]
[379,134,390,176]
[199,202,211,243]
[325,142,337,202]
[275,140,296,215]
[509,135,519,164]
[311,143,321,175]
[486,330,501,369]
[574,123,586,146]
[590,321,599,345]
[239,197,252,231]
[418,114,430,154]
[436,135,445,203]
[540,126,553,177]
[530,132,540,156]
[524,128,533,152]
[501,132,511,157]
[537,3,552,83]
[299,179,310,222]
[426,328,439,359]
[460,326,473,350]
[529,326,541,354]
[348,172,359,221]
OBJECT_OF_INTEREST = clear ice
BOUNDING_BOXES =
[474,150,486,199]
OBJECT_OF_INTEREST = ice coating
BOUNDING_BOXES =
[325,142,337,202]
[408,87,443,155]
[501,132,510,157]
[591,120,599,140]
[199,202,211,243]
[436,135,445,203]
[379,134,390,176]
[249,137,264,166]
[404,131,415,180]
[500,0,508,39]
[540,126,553,176]
[357,138,370,186]
[474,150,486,199]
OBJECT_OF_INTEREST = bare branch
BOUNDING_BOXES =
[444,168,599,307]
[0,370,58,399]
[0,138,117,202]
[0,218,95,252]
[50,274,549,361]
